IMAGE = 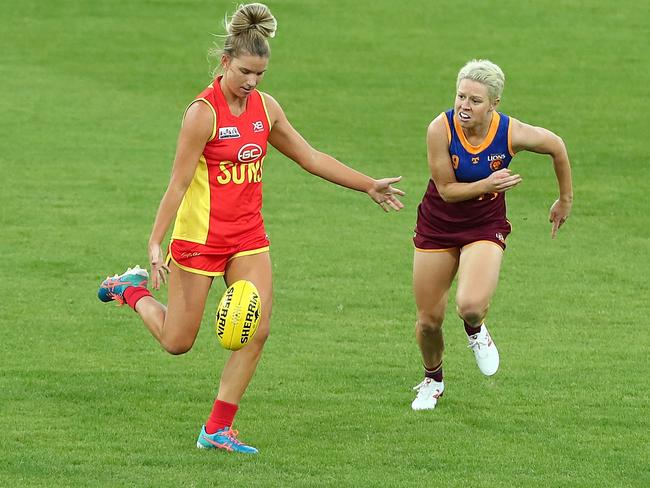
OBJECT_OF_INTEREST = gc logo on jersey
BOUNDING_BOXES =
[219,127,241,139]
[238,143,263,163]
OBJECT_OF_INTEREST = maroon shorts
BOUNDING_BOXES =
[413,220,511,251]
[167,230,270,276]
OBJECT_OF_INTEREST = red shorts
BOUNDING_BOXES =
[167,231,270,277]
[413,220,511,252]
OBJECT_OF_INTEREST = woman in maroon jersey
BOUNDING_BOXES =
[411,59,573,411]
[97,3,403,453]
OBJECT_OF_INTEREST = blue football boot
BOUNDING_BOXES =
[98,265,149,305]
[196,425,259,454]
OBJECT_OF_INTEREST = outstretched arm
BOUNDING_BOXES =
[510,118,573,238]
[264,93,404,211]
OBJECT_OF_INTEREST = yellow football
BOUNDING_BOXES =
[215,280,262,351]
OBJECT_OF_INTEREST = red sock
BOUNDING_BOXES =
[205,400,239,434]
[123,286,152,311]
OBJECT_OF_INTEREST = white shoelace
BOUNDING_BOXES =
[412,378,442,399]
[413,379,429,391]
[467,332,488,351]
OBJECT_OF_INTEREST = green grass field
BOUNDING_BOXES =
[1,0,649,486]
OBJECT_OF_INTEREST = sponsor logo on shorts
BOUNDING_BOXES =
[219,127,241,139]
[180,251,201,258]
[238,143,263,163]
[252,121,264,132]
[496,233,505,243]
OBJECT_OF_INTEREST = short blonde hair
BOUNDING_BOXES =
[456,59,505,102]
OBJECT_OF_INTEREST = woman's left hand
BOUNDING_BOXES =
[368,176,405,212]
[549,198,572,239]
[148,242,170,290]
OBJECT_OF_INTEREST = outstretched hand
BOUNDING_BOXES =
[148,243,170,290]
[549,199,572,239]
[368,176,405,212]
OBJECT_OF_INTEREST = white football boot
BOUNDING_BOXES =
[467,323,499,376]
[411,378,445,410]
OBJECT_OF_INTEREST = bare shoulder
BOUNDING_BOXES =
[427,112,447,132]
[181,99,214,141]
[260,91,283,125]
[260,91,278,106]
[508,115,532,135]
[184,99,214,125]
[508,116,524,146]
[426,113,454,182]
[427,112,450,147]
[509,115,554,136]
[509,115,563,153]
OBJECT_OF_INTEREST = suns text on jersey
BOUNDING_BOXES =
[216,161,263,184]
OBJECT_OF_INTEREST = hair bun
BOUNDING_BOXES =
[228,3,277,39]
[211,2,276,70]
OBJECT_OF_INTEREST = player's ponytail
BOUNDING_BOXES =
[227,3,277,42]
[209,3,276,77]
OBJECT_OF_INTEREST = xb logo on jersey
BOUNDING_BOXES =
[238,144,262,163]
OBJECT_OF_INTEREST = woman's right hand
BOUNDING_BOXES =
[148,242,170,290]
[484,168,522,193]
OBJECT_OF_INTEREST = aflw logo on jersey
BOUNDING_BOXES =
[219,127,241,139]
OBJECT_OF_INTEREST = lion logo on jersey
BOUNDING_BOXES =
[490,158,503,171]
[488,153,506,171]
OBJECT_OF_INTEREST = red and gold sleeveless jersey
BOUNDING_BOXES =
[171,77,271,247]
